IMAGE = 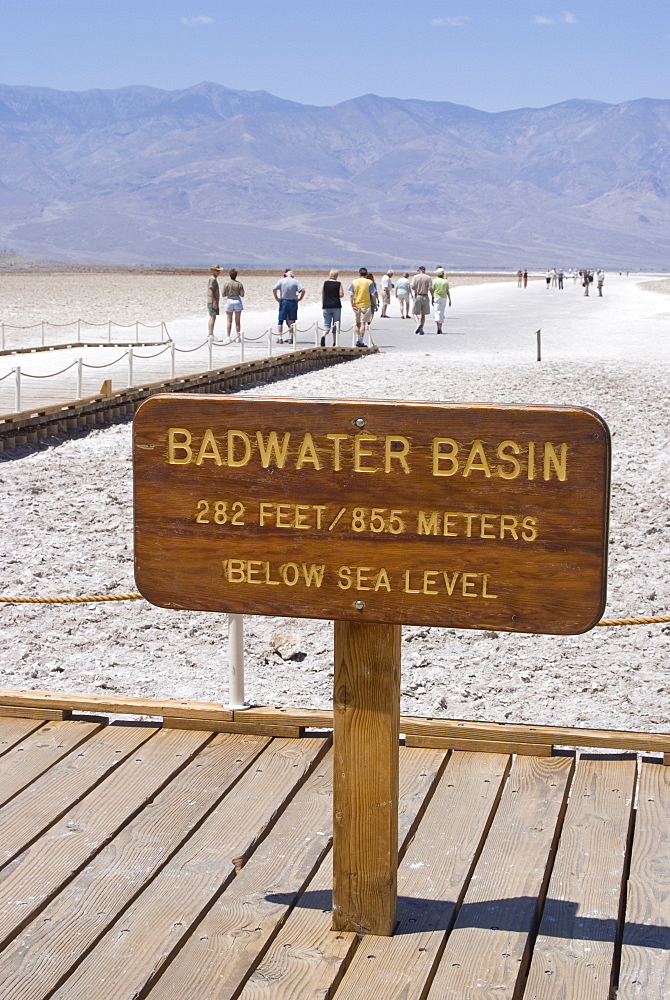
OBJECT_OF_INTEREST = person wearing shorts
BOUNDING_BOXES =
[432,268,451,333]
[220,268,245,340]
[273,270,305,344]
[410,266,432,335]
[395,272,411,318]
[321,269,344,346]
[348,267,377,347]
[380,270,394,316]
[207,265,221,336]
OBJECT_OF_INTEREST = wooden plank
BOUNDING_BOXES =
[0,686,233,722]
[149,744,447,1000]
[0,723,156,872]
[402,715,670,754]
[425,755,574,999]
[133,396,610,634]
[234,706,333,729]
[523,757,637,1000]
[0,705,69,721]
[405,733,552,755]
[0,719,101,810]
[618,762,670,1000]
[44,737,329,1000]
[332,620,401,935]
[0,729,272,1000]
[0,717,45,756]
[162,716,302,737]
[248,751,511,1000]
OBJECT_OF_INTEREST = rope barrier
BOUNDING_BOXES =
[0,319,165,331]
[0,592,667,627]
[132,345,172,360]
[174,340,210,354]
[80,352,129,369]
[21,360,79,378]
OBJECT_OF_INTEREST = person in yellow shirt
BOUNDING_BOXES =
[348,267,377,347]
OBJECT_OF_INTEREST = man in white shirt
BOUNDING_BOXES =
[380,270,394,317]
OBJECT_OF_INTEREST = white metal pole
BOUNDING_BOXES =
[239,332,244,363]
[314,320,320,348]
[208,334,213,371]
[227,613,246,709]
[41,321,45,347]
[1,322,4,350]
[170,341,176,379]
[335,320,340,347]
[135,321,139,343]
[108,320,112,344]
[267,328,273,357]
[76,358,83,400]
[13,366,21,414]
[77,318,81,343]
[127,347,134,388]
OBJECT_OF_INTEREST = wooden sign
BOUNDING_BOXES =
[133,394,610,635]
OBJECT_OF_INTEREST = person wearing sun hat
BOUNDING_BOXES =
[432,267,451,333]
[410,265,432,335]
[207,265,222,336]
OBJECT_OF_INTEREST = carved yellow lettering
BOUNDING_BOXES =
[403,570,422,594]
[432,438,459,476]
[443,513,458,536]
[443,572,459,595]
[374,568,391,592]
[337,565,353,589]
[497,440,521,479]
[255,431,290,468]
[418,511,440,535]
[355,567,373,590]
[480,514,496,539]
[276,504,293,528]
[521,516,538,541]
[464,514,477,538]
[168,427,192,464]
[294,505,311,529]
[195,428,222,465]
[314,505,326,529]
[264,562,281,585]
[302,563,325,587]
[384,435,411,473]
[543,442,568,481]
[527,441,536,480]
[246,560,264,584]
[259,502,274,526]
[461,572,478,597]
[296,432,321,470]
[500,515,519,540]
[280,562,300,586]
[354,434,377,473]
[326,433,348,471]
[482,574,498,599]
[463,439,491,477]
[423,570,439,595]
[226,559,246,583]
[227,430,251,467]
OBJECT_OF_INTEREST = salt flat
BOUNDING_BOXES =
[0,273,668,735]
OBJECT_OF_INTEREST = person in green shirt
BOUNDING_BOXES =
[432,268,452,333]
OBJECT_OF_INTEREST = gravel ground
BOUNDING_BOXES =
[1,344,668,734]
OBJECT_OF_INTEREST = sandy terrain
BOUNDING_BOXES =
[0,276,668,737]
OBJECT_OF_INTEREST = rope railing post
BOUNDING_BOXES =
[227,612,246,709]
[336,320,341,347]
[239,332,245,363]
[1,322,4,351]
[76,357,83,400]
[135,321,139,343]
[108,320,112,344]
[77,318,81,343]
[536,328,542,362]
[314,320,320,348]
[127,346,134,389]
[169,341,176,379]
[208,334,214,371]
[41,321,45,347]
[13,366,21,414]
[267,327,273,357]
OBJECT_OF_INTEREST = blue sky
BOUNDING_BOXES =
[1,0,668,111]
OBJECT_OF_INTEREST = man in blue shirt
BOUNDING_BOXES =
[273,269,305,344]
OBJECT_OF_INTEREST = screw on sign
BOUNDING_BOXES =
[133,394,610,935]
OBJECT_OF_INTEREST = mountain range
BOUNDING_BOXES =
[0,81,668,269]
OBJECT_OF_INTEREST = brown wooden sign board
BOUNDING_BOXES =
[133,394,610,635]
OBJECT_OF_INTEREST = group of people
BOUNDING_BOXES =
[538,267,606,296]
[207,265,454,346]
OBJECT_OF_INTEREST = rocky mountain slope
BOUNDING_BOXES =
[0,82,668,268]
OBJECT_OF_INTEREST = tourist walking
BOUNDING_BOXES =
[395,272,411,317]
[517,269,523,287]
[380,270,394,316]
[596,269,605,296]
[220,268,245,341]
[273,269,305,344]
[583,269,592,296]
[432,268,451,334]
[321,269,344,346]
[523,269,528,288]
[557,268,564,289]
[348,267,376,347]
[207,265,221,336]
[410,266,432,335]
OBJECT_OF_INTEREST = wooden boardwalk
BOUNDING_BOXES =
[0,711,667,999]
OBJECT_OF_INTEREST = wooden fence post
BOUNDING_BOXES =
[332,619,401,936]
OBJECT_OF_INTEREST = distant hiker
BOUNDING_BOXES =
[410,265,432,335]
[348,267,376,347]
[545,269,552,288]
[432,267,451,334]
[367,272,378,332]
[207,265,221,336]
[551,268,558,287]
[381,270,394,316]
[583,269,592,296]
[396,272,411,317]
[517,269,523,287]
[273,269,305,344]
[557,268,564,290]
[220,268,245,341]
[596,269,605,296]
[523,269,528,288]
[321,269,344,346]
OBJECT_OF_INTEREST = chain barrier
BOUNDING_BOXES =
[0,592,667,627]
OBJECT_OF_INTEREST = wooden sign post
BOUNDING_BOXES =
[133,394,610,936]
